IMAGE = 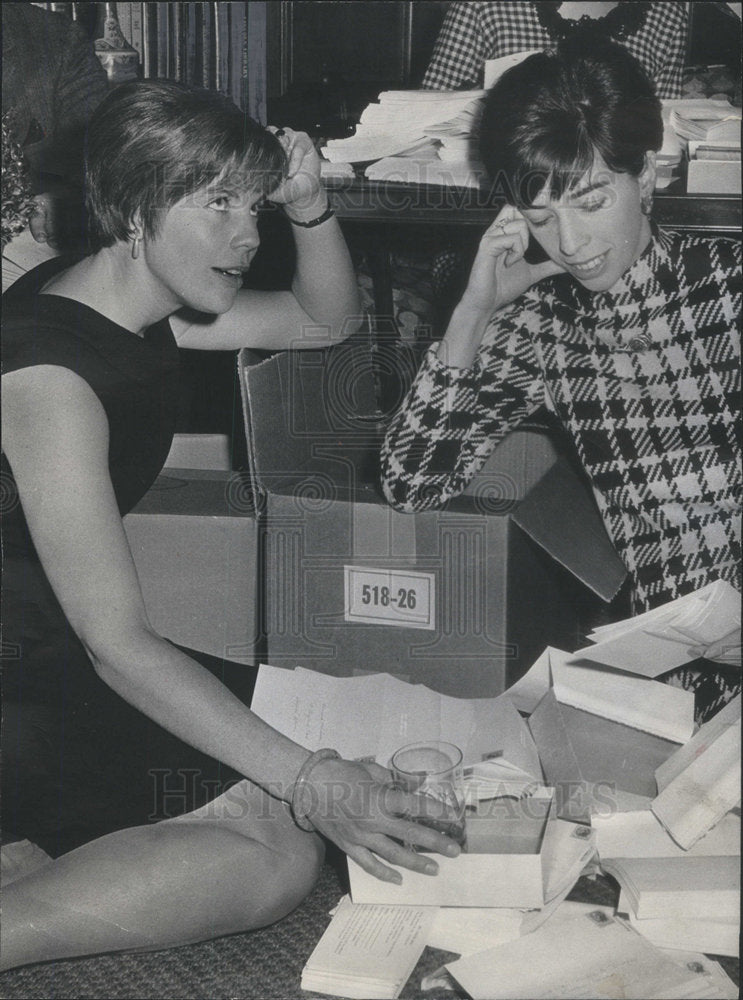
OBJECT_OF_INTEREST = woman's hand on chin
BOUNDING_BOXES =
[266,127,327,223]
[462,207,565,317]
[302,757,461,883]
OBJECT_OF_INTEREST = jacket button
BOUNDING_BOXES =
[628,333,652,352]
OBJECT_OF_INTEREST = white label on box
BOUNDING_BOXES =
[344,566,435,630]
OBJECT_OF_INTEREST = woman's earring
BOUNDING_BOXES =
[131,234,141,260]
[640,192,654,217]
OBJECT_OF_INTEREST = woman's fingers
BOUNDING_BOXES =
[345,844,403,884]
[366,832,442,875]
[267,126,313,176]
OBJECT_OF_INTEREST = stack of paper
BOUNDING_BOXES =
[300,896,436,999]
[320,89,484,165]
[665,97,741,193]
[364,156,486,188]
[595,809,740,957]
[603,855,740,921]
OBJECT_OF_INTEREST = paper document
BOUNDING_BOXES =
[426,908,522,957]
[446,904,723,999]
[321,89,484,164]
[251,664,543,777]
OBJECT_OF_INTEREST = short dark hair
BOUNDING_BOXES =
[84,80,286,251]
[479,36,663,206]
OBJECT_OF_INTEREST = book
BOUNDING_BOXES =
[687,158,742,195]
[117,1,132,44]
[155,3,170,78]
[228,2,247,109]
[141,1,154,78]
[300,895,435,999]
[651,695,741,850]
[601,855,740,922]
[214,0,230,93]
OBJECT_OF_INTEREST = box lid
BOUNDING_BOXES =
[512,460,627,602]
[239,345,627,601]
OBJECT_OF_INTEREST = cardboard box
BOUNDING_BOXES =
[123,468,260,664]
[239,344,627,697]
[347,789,555,909]
[528,690,679,822]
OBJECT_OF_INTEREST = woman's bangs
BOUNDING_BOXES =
[515,134,596,206]
[230,136,287,198]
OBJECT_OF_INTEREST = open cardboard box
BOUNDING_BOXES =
[123,468,261,664]
[347,787,555,908]
[238,343,627,697]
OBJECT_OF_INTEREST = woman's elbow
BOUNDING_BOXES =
[328,292,364,344]
[80,617,160,684]
[381,475,438,514]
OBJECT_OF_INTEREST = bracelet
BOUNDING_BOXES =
[288,205,335,228]
[291,748,341,831]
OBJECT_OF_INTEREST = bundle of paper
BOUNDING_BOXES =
[667,98,741,144]
[602,856,740,923]
[651,695,741,849]
[300,896,436,999]
[506,644,695,743]
[618,890,740,958]
[593,810,740,957]
[445,902,738,999]
[320,89,484,164]
[421,98,483,164]
[669,98,741,192]
[571,579,741,677]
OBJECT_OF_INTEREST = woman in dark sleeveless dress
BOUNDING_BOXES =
[1,81,462,970]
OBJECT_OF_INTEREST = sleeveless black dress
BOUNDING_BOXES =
[2,259,254,856]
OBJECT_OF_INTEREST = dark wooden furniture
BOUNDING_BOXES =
[324,175,741,324]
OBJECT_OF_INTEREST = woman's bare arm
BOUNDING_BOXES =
[172,131,361,351]
[2,364,459,878]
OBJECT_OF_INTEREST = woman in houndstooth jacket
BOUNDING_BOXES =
[383,38,741,720]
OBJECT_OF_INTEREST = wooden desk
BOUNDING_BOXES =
[325,175,741,321]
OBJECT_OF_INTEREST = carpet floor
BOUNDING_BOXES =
[0,863,737,1000]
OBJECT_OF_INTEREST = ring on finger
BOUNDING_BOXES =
[274,127,286,138]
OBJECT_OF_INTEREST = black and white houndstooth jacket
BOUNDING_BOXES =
[381,228,741,616]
